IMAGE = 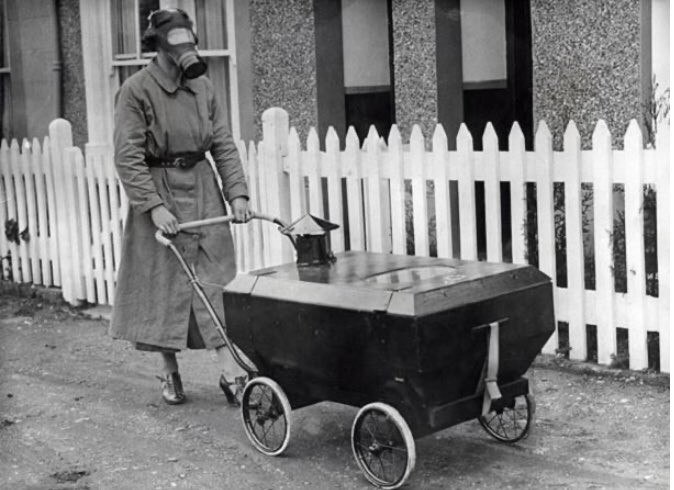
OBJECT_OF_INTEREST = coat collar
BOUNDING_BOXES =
[147,59,199,94]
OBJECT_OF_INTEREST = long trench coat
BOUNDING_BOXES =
[109,60,248,350]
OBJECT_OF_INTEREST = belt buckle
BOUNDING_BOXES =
[174,156,187,169]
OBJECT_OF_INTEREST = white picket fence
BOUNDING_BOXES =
[0,121,126,306]
[0,110,669,373]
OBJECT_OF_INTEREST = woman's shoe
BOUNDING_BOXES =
[158,372,186,405]
[219,374,246,407]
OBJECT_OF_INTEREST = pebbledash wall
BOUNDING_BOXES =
[531,0,646,150]
[249,0,319,141]
[57,0,88,149]
[390,0,438,140]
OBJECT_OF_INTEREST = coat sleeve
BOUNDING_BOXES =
[113,83,164,213]
[207,80,249,203]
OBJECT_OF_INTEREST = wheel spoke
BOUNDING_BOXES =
[363,418,377,441]
[261,419,273,441]
[370,413,382,441]
[496,415,507,436]
[376,454,387,481]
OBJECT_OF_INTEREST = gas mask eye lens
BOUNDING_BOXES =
[166,28,195,45]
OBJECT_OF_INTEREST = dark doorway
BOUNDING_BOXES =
[345,88,393,142]
[462,0,533,150]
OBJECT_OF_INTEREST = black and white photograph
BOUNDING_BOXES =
[0,0,670,488]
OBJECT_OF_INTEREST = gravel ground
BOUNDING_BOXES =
[0,294,669,489]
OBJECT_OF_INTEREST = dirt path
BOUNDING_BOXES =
[0,295,669,489]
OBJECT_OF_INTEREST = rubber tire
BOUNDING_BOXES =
[479,393,534,443]
[351,402,416,489]
[240,376,292,456]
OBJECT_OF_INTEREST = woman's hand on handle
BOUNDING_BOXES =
[231,197,252,223]
[151,205,180,235]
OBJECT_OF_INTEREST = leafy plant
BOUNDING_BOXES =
[643,75,670,149]
[5,218,19,245]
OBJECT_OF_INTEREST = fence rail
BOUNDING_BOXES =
[0,110,669,374]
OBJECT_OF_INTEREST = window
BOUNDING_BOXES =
[0,0,11,141]
[461,0,507,89]
[109,0,240,138]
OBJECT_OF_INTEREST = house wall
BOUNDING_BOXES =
[57,0,87,148]
[5,0,60,141]
[249,0,318,141]
[531,0,643,149]
[390,0,438,140]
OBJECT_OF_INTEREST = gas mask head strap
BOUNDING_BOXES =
[146,8,199,45]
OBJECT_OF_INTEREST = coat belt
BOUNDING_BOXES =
[146,153,206,169]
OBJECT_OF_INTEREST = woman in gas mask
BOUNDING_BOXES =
[109,8,251,406]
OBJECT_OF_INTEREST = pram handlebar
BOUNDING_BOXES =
[154,211,288,246]
[153,211,288,377]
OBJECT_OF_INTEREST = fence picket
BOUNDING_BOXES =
[345,127,365,251]
[307,127,323,218]
[22,140,40,283]
[72,148,95,303]
[325,126,345,252]
[49,119,76,302]
[104,153,122,282]
[410,125,428,256]
[483,123,502,262]
[656,137,669,372]
[93,151,115,305]
[41,137,60,286]
[247,141,264,271]
[592,120,616,366]
[287,127,305,222]
[256,138,272,266]
[535,122,559,356]
[10,140,30,283]
[85,152,106,303]
[65,147,85,301]
[32,138,51,285]
[508,123,527,265]
[21,138,42,284]
[1,140,20,282]
[258,108,294,265]
[388,125,406,255]
[432,125,452,259]
[623,120,647,370]
[261,108,293,265]
[0,140,8,280]
[457,124,477,260]
[365,126,385,252]
[563,121,586,362]
[236,141,252,272]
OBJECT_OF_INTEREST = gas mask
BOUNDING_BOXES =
[145,9,207,79]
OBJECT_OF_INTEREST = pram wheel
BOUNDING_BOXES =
[351,402,416,489]
[241,377,291,456]
[479,393,534,443]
